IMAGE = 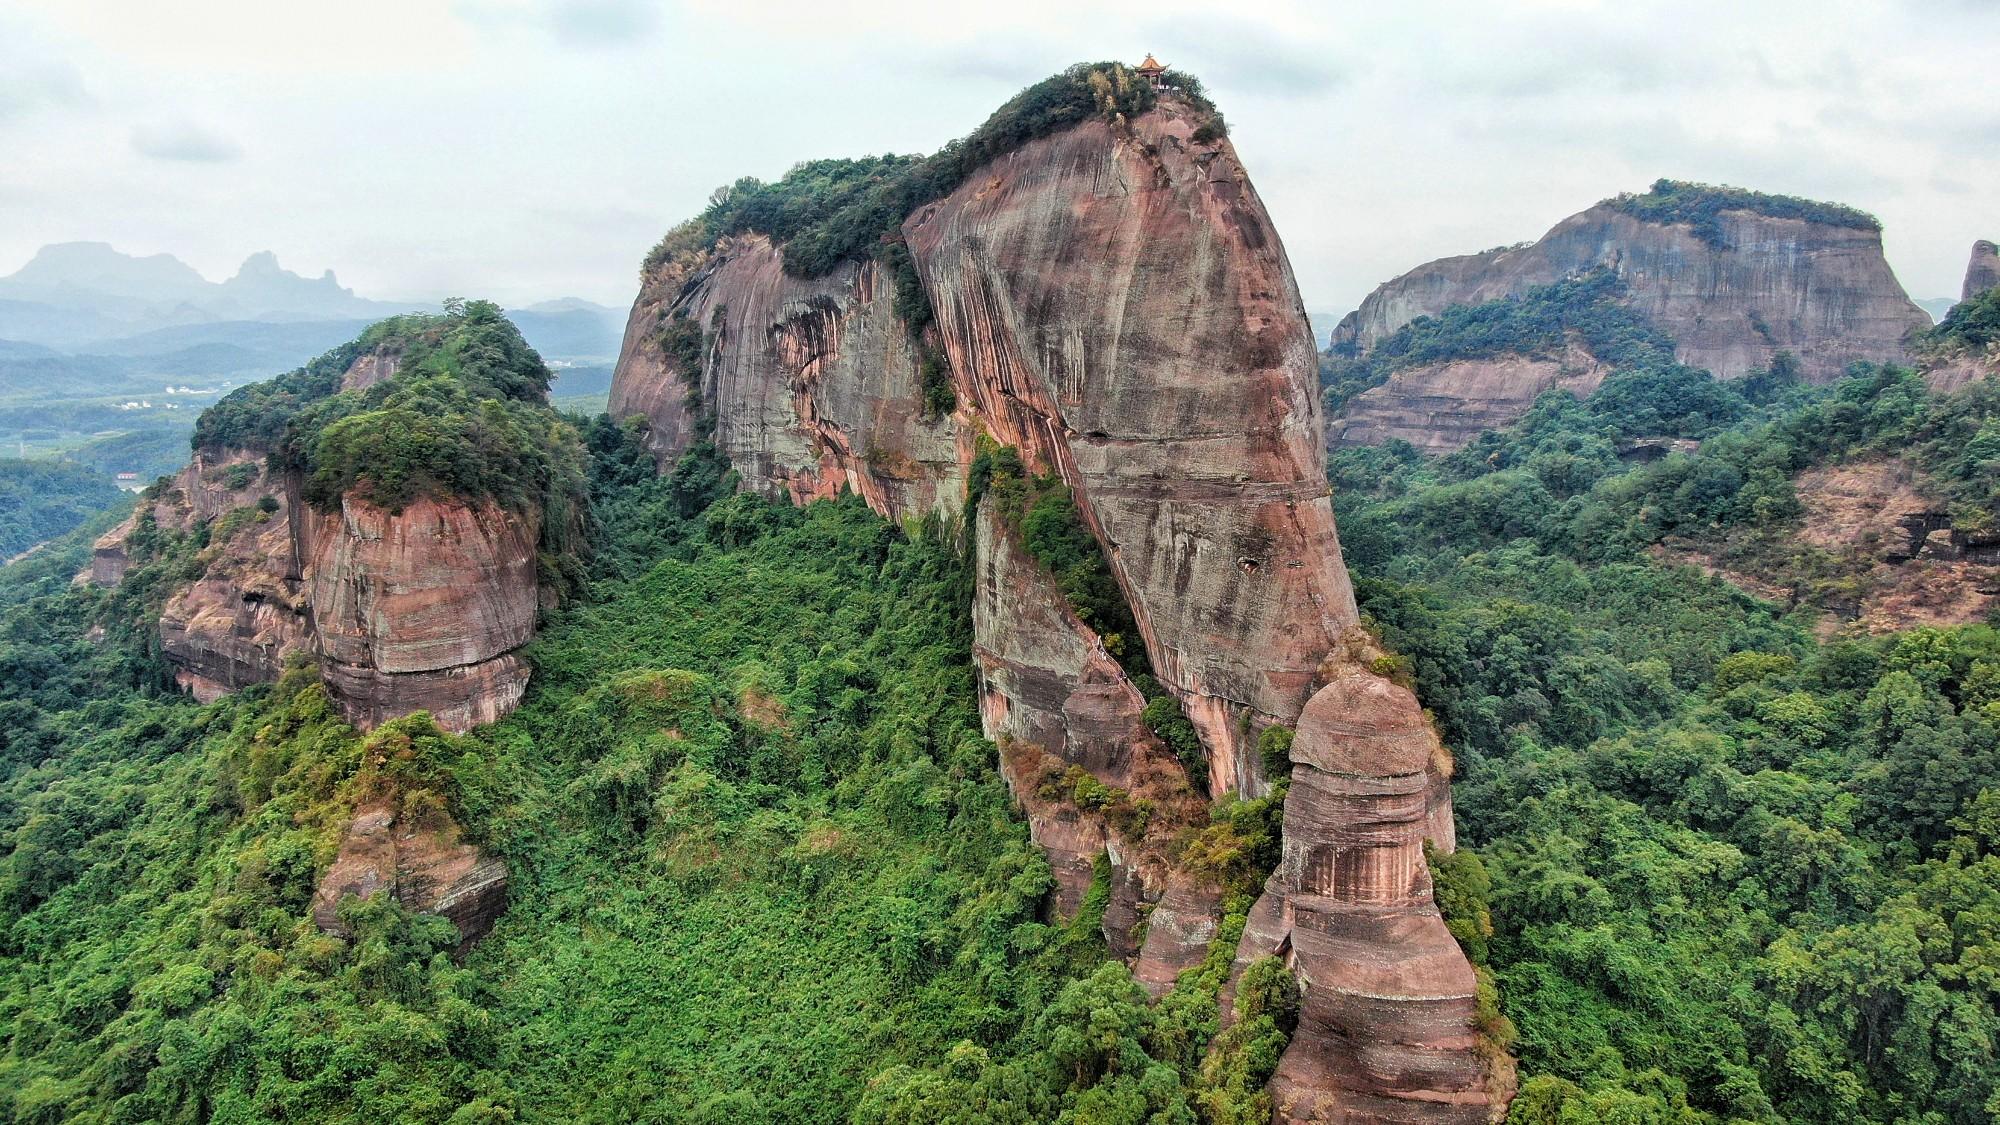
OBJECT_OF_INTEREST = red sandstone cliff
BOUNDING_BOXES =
[1328,343,1610,456]
[311,798,509,952]
[1336,201,1929,384]
[612,93,1500,1121]
[307,495,538,732]
[89,350,544,735]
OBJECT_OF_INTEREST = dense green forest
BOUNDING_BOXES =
[0,460,127,559]
[1330,361,2000,1122]
[0,411,1288,1123]
[1926,284,2000,351]
[195,301,585,523]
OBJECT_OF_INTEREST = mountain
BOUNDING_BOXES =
[1913,239,2000,394]
[9,62,2000,1125]
[0,242,418,349]
[1917,296,1960,322]
[505,298,624,360]
[1324,181,1932,453]
[2,241,213,305]
[91,304,580,734]
[609,64,1501,1121]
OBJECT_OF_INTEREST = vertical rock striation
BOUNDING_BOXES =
[98,347,548,735]
[905,105,1357,798]
[611,90,1500,1120]
[307,495,539,732]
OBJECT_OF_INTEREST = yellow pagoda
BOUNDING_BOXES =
[1135,54,1168,90]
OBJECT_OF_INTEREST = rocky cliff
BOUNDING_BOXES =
[1336,192,1929,385]
[612,79,1500,1122]
[311,798,509,952]
[89,310,561,736]
[1964,239,2000,303]
[1917,240,2000,394]
[1327,344,1609,455]
[307,495,538,732]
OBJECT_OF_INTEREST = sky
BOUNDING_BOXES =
[3,0,1996,316]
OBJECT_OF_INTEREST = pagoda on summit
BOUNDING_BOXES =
[1135,53,1168,90]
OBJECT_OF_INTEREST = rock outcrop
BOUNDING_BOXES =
[1335,199,1930,385]
[612,89,1501,1121]
[156,451,312,700]
[310,799,509,952]
[1917,241,1999,394]
[1234,659,1492,1123]
[92,350,546,735]
[1328,344,1609,455]
[974,501,1214,993]
[1964,239,2000,303]
[307,496,538,732]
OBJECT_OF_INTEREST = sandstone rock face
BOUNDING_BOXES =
[1337,203,1930,385]
[1329,345,1609,454]
[609,237,964,517]
[1965,239,2000,302]
[340,338,406,392]
[612,95,1497,1119]
[143,449,315,698]
[1921,354,1997,395]
[906,105,1358,797]
[307,496,539,733]
[975,501,1210,985]
[88,520,133,587]
[1233,663,1494,1123]
[103,348,545,734]
[310,800,509,952]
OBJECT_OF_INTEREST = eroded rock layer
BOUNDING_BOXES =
[974,500,1213,990]
[1328,345,1609,454]
[1235,662,1495,1123]
[307,496,538,732]
[310,800,509,952]
[96,348,545,735]
[611,94,1497,1120]
[1337,202,1930,384]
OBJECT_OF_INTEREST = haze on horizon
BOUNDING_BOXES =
[4,0,1996,317]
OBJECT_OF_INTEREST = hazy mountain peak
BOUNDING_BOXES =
[222,251,351,302]
[6,241,211,297]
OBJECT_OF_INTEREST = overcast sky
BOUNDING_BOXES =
[4,0,1996,316]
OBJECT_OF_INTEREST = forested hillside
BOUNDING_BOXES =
[0,409,1290,1123]
[1331,364,2000,1122]
[0,460,126,559]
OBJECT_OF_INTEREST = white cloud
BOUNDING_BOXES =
[0,0,1995,309]
[131,120,243,163]
[0,14,91,123]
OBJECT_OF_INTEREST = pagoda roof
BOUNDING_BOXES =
[1136,54,1166,72]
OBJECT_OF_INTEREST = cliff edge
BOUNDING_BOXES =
[611,64,1502,1122]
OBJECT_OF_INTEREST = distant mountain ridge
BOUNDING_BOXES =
[0,242,411,338]
[0,242,627,360]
